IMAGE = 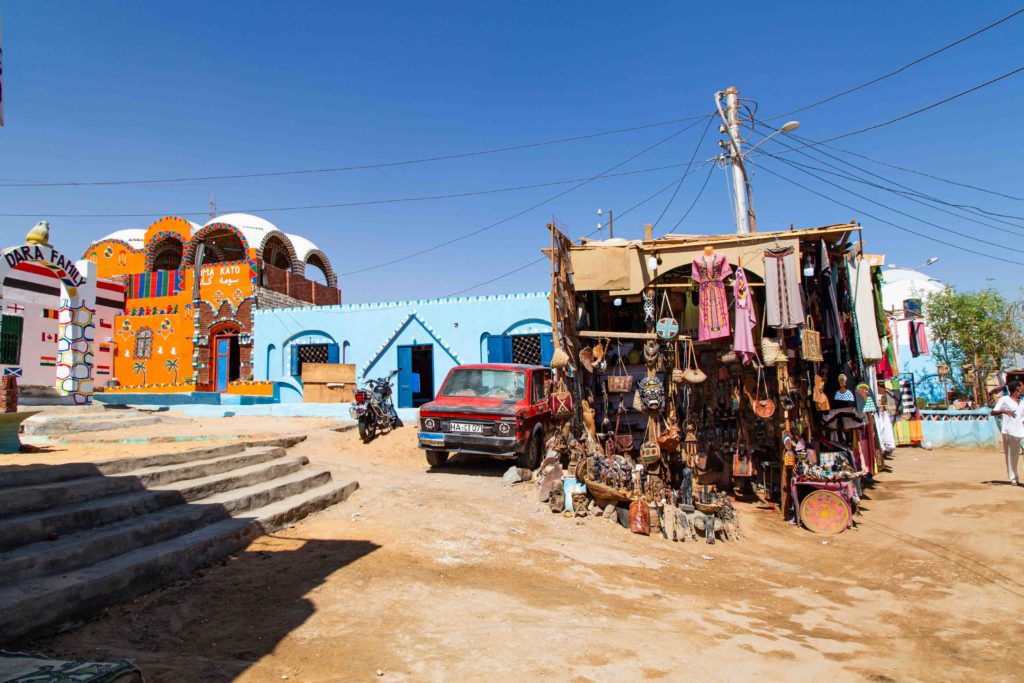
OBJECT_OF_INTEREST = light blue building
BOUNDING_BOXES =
[253,292,553,406]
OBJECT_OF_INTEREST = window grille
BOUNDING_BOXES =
[511,334,542,365]
[134,327,153,359]
[0,316,23,365]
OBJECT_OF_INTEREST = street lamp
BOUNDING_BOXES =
[745,121,801,154]
[912,257,939,269]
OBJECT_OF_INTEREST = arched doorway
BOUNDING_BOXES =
[210,322,241,392]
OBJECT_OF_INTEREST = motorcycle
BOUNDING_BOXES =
[350,368,402,443]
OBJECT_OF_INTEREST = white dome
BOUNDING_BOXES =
[205,213,281,249]
[96,229,145,248]
[881,267,945,312]
[285,233,320,260]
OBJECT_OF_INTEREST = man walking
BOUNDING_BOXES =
[991,380,1023,486]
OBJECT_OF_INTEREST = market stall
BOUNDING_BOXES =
[540,221,900,539]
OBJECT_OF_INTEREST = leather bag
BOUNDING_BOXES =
[732,423,754,477]
[751,369,776,419]
[612,402,633,452]
[629,497,651,535]
[801,315,824,362]
[607,354,634,393]
[656,293,679,340]
[671,341,685,384]
[657,416,681,453]
[682,341,706,384]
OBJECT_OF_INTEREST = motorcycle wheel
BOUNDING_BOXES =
[358,420,376,443]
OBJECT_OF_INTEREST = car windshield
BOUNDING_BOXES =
[439,369,526,400]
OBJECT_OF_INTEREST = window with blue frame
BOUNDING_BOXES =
[290,342,339,376]
[486,333,553,365]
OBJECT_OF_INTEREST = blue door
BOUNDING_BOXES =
[215,338,230,391]
[396,346,413,408]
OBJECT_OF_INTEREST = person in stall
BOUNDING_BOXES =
[991,380,1023,486]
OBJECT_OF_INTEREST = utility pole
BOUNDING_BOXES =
[209,194,217,220]
[716,86,754,234]
[597,208,614,239]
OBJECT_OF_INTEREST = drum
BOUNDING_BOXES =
[799,489,851,535]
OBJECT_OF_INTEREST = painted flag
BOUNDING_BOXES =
[42,308,59,319]
[4,368,22,377]
[39,356,57,367]
[40,332,57,343]
[99,319,113,329]
[0,7,5,127]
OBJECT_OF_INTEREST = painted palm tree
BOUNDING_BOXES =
[132,361,147,385]
[164,358,179,384]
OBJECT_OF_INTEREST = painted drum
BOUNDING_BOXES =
[799,489,851,535]
[656,317,679,340]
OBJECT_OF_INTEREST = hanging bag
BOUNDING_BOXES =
[613,400,634,452]
[751,368,776,419]
[549,376,574,419]
[657,414,681,452]
[639,416,661,465]
[759,307,785,365]
[607,353,634,393]
[801,315,824,362]
[682,340,707,384]
[672,340,686,384]
[656,292,679,340]
[732,421,754,477]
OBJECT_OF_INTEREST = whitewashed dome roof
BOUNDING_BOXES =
[204,213,282,248]
[284,233,321,261]
[96,228,145,248]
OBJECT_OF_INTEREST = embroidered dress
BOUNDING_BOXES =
[764,247,805,329]
[732,266,756,361]
[691,254,732,341]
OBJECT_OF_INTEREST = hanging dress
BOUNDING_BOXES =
[691,254,732,341]
[763,247,805,328]
[732,265,756,361]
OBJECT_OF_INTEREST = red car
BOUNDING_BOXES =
[417,364,552,469]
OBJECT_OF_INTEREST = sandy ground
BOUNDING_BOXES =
[20,417,1024,682]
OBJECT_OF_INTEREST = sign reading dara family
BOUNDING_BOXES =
[1,243,87,289]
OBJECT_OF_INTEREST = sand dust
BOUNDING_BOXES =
[20,418,1024,682]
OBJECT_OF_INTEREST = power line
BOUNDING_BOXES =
[761,152,1023,252]
[753,66,1024,154]
[755,161,1023,265]
[9,158,717,219]
[445,162,696,296]
[652,115,715,229]
[339,116,714,277]
[666,162,716,235]
[0,114,710,188]
[766,7,1024,119]
[752,130,1024,235]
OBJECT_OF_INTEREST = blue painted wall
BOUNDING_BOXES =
[254,292,552,403]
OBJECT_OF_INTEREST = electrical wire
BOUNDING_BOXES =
[0,114,711,188]
[755,161,1023,266]
[766,7,1024,120]
[762,151,1022,252]
[651,115,715,229]
[3,158,718,219]
[753,66,1024,154]
[339,117,713,277]
[666,162,716,235]
[751,130,1024,236]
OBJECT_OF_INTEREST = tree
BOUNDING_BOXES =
[924,287,1024,402]
[164,358,179,383]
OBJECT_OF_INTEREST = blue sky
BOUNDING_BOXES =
[0,1,1022,302]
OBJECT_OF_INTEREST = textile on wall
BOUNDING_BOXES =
[691,253,732,341]
[848,257,883,362]
[763,247,805,329]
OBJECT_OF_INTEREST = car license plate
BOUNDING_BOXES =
[449,422,484,434]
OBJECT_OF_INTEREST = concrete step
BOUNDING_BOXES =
[0,469,333,586]
[0,478,359,642]
[127,446,287,488]
[0,436,307,490]
[21,414,167,436]
[0,455,310,550]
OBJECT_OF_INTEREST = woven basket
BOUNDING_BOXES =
[694,501,722,515]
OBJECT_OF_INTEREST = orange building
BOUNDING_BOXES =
[84,213,338,393]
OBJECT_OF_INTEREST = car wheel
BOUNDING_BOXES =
[517,432,540,470]
[426,450,449,468]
